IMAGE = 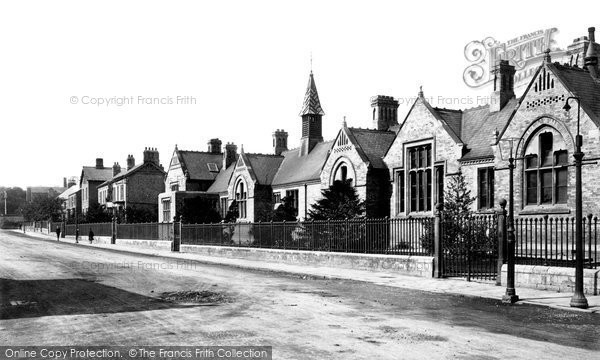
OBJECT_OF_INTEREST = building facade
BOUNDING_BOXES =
[79,158,113,215]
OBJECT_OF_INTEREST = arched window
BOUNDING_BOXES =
[333,162,353,185]
[524,130,568,205]
[235,179,247,218]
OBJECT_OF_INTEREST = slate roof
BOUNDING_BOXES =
[347,128,396,169]
[434,108,463,139]
[58,185,80,200]
[549,63,600,126]
[98,162,165,188]
[299,72,325,116]
[272,141,333,186]
[207,163,235,194]
[460,98,519,160]
[177,151,223,181]
[81,167,113,183]
[242,153,284,185]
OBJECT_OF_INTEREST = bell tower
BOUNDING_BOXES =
[299,71,325,156]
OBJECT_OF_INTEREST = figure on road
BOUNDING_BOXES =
[88,228,94,244]
[55,226,61,241]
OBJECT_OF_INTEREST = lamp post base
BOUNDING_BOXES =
[570,292,589,309]
[502,289,519,304]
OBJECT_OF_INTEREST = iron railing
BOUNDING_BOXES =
[514,215,599,269]
[181,217,434,256]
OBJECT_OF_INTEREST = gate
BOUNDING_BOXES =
[441,214,498,281]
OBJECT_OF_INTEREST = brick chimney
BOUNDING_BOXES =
[272,129,288,155]
[63,177,67,188]
[224,142,237,169]
[127,154,135,170]
[490,60,515,112]
[67,177,77,188]
[113,162,121,177]
[95,158,104,169]
[143,147,159,166]
[371,95,399,130]
[207,138,222,154]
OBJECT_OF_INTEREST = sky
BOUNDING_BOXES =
[0,0,598,188]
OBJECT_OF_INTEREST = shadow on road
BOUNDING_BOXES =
[0,278,191,320]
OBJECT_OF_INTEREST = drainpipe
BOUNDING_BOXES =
[304,183,308,219]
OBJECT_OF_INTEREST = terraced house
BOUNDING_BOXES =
[97,147,165,220]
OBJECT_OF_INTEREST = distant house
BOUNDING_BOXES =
[158,139,236,222]
[79,158,113,215]
[97,148,166,220]
[26,186,67,202]
[57,180,80,221]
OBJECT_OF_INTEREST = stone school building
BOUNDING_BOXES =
[159,26,600,223]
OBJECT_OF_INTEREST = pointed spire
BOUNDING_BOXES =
[299,72,325,116]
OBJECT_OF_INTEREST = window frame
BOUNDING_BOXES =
[524,131,568,206]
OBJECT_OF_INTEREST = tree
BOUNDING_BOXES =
[420,172,495,255]
[0,187,26,215]
[84,202,112,223]
[124,205,159,223]
[444,172,476,218]
[21,196,63,222]
[308,179,365,220]
[272,196,299,222]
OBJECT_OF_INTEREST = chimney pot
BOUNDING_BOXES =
[589,27,596,43]
[95,158,104,169]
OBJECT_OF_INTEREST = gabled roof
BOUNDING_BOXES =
[176,150,223,181]
[98,162,165,188]
[239,152,284,185]
[299,72,325,116]
[399,96,463,145]
[80,167,113,184]
[548,62,600,126]
[272,140,334,186]
[346,127,396,169]
[207,163,236,194]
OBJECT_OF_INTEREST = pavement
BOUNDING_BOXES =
[15,229,600,314]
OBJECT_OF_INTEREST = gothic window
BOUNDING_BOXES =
[333,162,352,184]
[478,167,494,209]
[408,145,432,212]
[525,131,568,205]
[235,179,247,219]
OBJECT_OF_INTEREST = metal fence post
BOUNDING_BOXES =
[496,199,507,286]
[433,203,443,278]
[587,213,593,268]
[172,215,181,252]
[111,216,117,245]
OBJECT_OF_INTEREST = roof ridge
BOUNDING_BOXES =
[348,127,395,134]
[433,107,463,112]
[245,152,284,157]
[178,149,222,155]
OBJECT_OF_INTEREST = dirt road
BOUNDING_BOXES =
[1,230,598,359]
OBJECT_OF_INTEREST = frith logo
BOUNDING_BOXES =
[463,28,562,89]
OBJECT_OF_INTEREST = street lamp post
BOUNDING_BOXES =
[498,138,519,304]
[563,97,589,309]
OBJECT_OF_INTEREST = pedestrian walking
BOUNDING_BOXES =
[88,228,94,244]
[75,227,79,243]
[55,226,61,241]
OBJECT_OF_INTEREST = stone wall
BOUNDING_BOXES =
[501,264,599,295]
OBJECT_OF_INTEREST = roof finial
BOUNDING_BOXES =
[310,52,313,73]
[544,48,551,64]
[418,85,424,98]
[342,116,347,127]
